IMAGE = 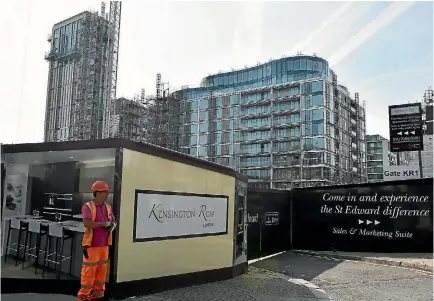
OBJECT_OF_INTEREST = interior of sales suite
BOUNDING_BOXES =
[1,148,117,277]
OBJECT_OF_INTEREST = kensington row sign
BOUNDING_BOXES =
[133,190,228,242]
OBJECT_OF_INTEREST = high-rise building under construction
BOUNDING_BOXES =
[173,55,367,188]
[43,2,121,142]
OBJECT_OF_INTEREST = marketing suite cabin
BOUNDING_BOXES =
[1,138,249,299]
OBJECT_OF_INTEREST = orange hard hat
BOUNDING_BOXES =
[91,181,109,192]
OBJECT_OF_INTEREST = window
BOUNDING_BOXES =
[199,111,207,121]
[199,123,208,133]
[199,134,207,145]
[71,22,76,49]
[229,95,239,105]
[198,146,207,157]
[54,29,60,52]
[199,99,208,109]
[3,148,116,218]
[312,109,324,121]
[312,81,323,93]
[312,94,323,106]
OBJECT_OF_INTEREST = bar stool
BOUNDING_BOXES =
[44,223,74,279]
[4,218,28,266]
[22,220,48,274]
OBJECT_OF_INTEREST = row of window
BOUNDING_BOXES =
[240,156,270,168]
[183,100,308,123]
[183,108,325,134]
[189,126,323,145]
[205,57,328,88]
[179,81,324,112]
[368,167,383,174]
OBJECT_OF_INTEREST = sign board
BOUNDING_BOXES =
[265,212,279,226]
[383,165,420,181]
[291,179,433,253]
[133,190,228,242]
[389,103,423,152]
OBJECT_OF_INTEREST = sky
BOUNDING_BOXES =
[0,0,432,144]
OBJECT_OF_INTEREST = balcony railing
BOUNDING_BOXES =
[44,47,81,61]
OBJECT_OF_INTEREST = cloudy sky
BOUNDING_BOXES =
[0,1,432,144]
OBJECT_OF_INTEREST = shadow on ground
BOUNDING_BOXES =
[251,251,343,282]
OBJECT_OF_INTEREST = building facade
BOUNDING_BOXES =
[44,3,121,142]
[366,134,397,182]
[174,55,367,188]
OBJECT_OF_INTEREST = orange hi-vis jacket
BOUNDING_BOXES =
[82,201,114,247]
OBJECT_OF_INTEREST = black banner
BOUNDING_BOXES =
[247,189,290,260]
[291,178,433,252]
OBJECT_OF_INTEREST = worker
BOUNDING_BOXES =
[77,181,117,301]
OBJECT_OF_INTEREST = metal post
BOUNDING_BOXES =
[418,150,424,178]
[259,221,262,252]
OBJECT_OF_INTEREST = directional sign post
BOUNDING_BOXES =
[389,103,424,152]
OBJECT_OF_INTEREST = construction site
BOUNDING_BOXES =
[41,3,368,188]
[114,73,180,151]
[44,2,121,142]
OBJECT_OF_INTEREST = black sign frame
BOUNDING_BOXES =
[389,103,423,152]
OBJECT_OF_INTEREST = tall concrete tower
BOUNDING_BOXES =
[43,2,121,142]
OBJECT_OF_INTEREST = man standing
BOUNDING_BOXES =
[78,181,116,301]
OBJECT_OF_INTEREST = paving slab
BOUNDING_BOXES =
[2,267,326,301]
[292,250,433,272]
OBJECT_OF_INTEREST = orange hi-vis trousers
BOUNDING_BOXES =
[77,246,109,300]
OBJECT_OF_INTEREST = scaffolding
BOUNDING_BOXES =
[44,1,122,142]
[147,74,180,150]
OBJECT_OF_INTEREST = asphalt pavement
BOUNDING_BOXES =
[252,252,433,301]
[2,266,323,301]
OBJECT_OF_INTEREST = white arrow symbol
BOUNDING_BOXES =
[411,131,415,135]
[358,219,364,224]
[397,132,402,136]
[404,131,409,135]
[374,220,380,225]
[366,220,372,225]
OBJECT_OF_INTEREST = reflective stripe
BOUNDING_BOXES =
[82,202,95,247]
[94,280,105,286]
[92,290,104,296]
[99,259,109,264]
[82,261,99,266]
[80,284,93,289]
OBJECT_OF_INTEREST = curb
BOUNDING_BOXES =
[288,278,334,301]
[291,250,433,273]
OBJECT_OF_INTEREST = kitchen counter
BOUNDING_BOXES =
[4,215,84,232]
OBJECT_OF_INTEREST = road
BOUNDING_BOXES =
[252,252,433,301]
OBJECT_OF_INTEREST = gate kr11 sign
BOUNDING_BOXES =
[389,103,423,152]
